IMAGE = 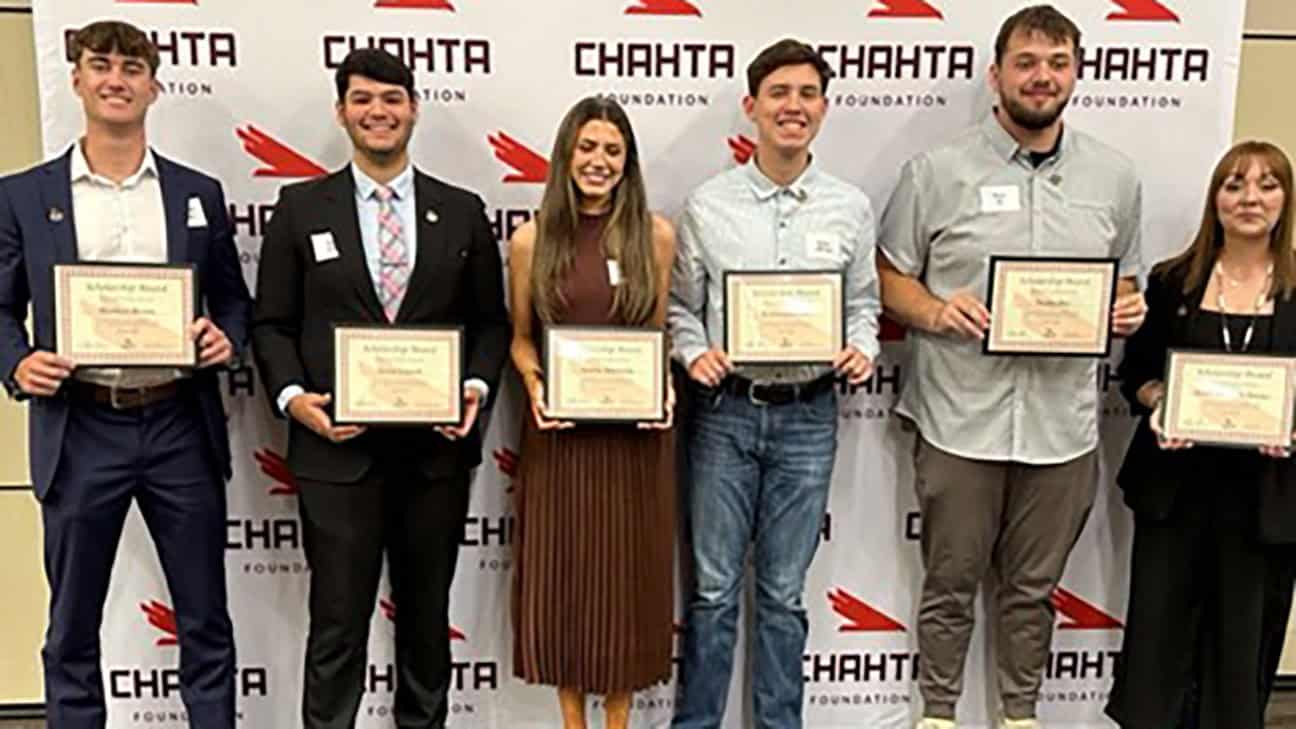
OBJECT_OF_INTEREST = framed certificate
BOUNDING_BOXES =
[722,270,845,366]
[53,263,198,367]
[332,324,464,426]
[543,325,666,423]
[984,256,1118,357]
[1161,349,1296,449]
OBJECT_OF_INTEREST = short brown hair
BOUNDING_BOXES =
[746,39,832,97]
[68,20,160,77]
[994,5,1081,63]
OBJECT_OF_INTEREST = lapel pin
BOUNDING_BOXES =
[1176,305,1188,316]
[425,209,439,224]
[48,207,64,223]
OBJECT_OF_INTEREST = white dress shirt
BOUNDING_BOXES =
[70,142,184,389]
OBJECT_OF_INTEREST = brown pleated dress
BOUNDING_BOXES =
[512,212,676,693]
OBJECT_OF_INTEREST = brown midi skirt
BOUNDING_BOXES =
[511,416,676,693]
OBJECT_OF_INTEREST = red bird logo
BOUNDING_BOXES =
[879,315,906,342]
[625,0,702,16]
[868,0,943,19]
[379,598,467,639]
[140,600,179,646]
[1052,587,1124,630]
[493,447,519,478]
[1106,0,1180,21]
[488,132,549,184]
[493,447,518,494]
[728,135,755,165]
[254,448,298,495]
[236,125,327,179]
[375,0,455,8]
[828,588,907,632]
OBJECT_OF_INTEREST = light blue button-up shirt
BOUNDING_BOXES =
[352,161,416,291]
[667,158,881,383]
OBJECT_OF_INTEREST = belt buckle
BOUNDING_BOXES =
[747,380,771,406]
[109,385,140,410]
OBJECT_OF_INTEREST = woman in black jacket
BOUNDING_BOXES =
[1106,140,1296,729]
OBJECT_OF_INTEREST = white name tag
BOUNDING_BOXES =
[186,197,208,228]
[979,185,1021,213]
[606,259,622,286]
[311,232,339,262]
[806,232,840,261]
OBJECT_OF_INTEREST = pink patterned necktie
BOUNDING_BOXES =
[375,185,409,322]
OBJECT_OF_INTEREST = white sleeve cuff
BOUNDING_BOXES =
[464,378,490,401]
[276,384,306,417]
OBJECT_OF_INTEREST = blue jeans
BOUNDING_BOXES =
[672,382,838,729]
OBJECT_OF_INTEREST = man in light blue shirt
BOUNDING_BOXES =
[668,38,880,729]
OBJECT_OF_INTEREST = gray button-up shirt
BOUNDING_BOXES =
[668,159,881,383]
[878,115,1142,464]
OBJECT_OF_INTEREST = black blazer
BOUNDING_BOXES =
[251,167,509,484]
[1116,263,1296,542]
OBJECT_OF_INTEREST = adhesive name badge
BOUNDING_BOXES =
[979,185,1022,213]
[607,259,622,286]
[805,232,840,260]
[310,232,339,262]
[186,197,208,228]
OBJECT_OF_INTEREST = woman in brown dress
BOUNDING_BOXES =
[506,96,677,729]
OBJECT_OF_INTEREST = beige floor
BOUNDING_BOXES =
[1,697,1296,727]
[0,704,1294,728]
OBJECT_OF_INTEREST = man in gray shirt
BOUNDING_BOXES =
[876,6,1147,729]
[668,39,880,729]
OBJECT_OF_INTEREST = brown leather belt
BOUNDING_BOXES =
[68,379,181,410]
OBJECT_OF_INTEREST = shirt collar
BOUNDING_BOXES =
[743,154,819,202]
[981,111,1071,164]
[70,140,158,187]
[352,161,414,202]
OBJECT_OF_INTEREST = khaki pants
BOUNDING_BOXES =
[913,437,1098,720]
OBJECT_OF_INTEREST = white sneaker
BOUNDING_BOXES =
[915,719,957,729]
[999,719,1042,729]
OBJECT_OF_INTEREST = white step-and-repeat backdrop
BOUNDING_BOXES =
[30,0,1244,726]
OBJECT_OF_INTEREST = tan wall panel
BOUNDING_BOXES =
[0,8,37,490]
[1246,0,1296,34]
[0,9,42,709]
[0,492,44,706]
[1234,41,1296,151]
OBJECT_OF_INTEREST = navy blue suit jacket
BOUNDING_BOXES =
[0,148,252,499]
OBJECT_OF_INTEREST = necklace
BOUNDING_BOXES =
[1214,261,1272,353]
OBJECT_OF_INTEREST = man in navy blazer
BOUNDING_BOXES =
[0,21,250,729]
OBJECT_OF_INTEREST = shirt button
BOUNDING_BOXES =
[779,220,788,228]
[778,258,788,266]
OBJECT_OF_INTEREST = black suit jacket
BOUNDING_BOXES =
[251,167,508,483]
[1116,263,1296,542]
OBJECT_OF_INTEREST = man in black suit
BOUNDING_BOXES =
[251,48,508,729]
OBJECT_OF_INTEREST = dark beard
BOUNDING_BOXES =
[1001,92,1069,131]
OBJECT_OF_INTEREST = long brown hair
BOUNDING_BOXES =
[531,97,656,326]
[1157,140,1296,299]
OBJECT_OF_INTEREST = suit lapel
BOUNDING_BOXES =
[155,154,189,264]
[39,150,78,264]
[396,171,445,322]
[322,168,386,321]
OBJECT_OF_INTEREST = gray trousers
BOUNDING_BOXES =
[913,436,1098,720]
